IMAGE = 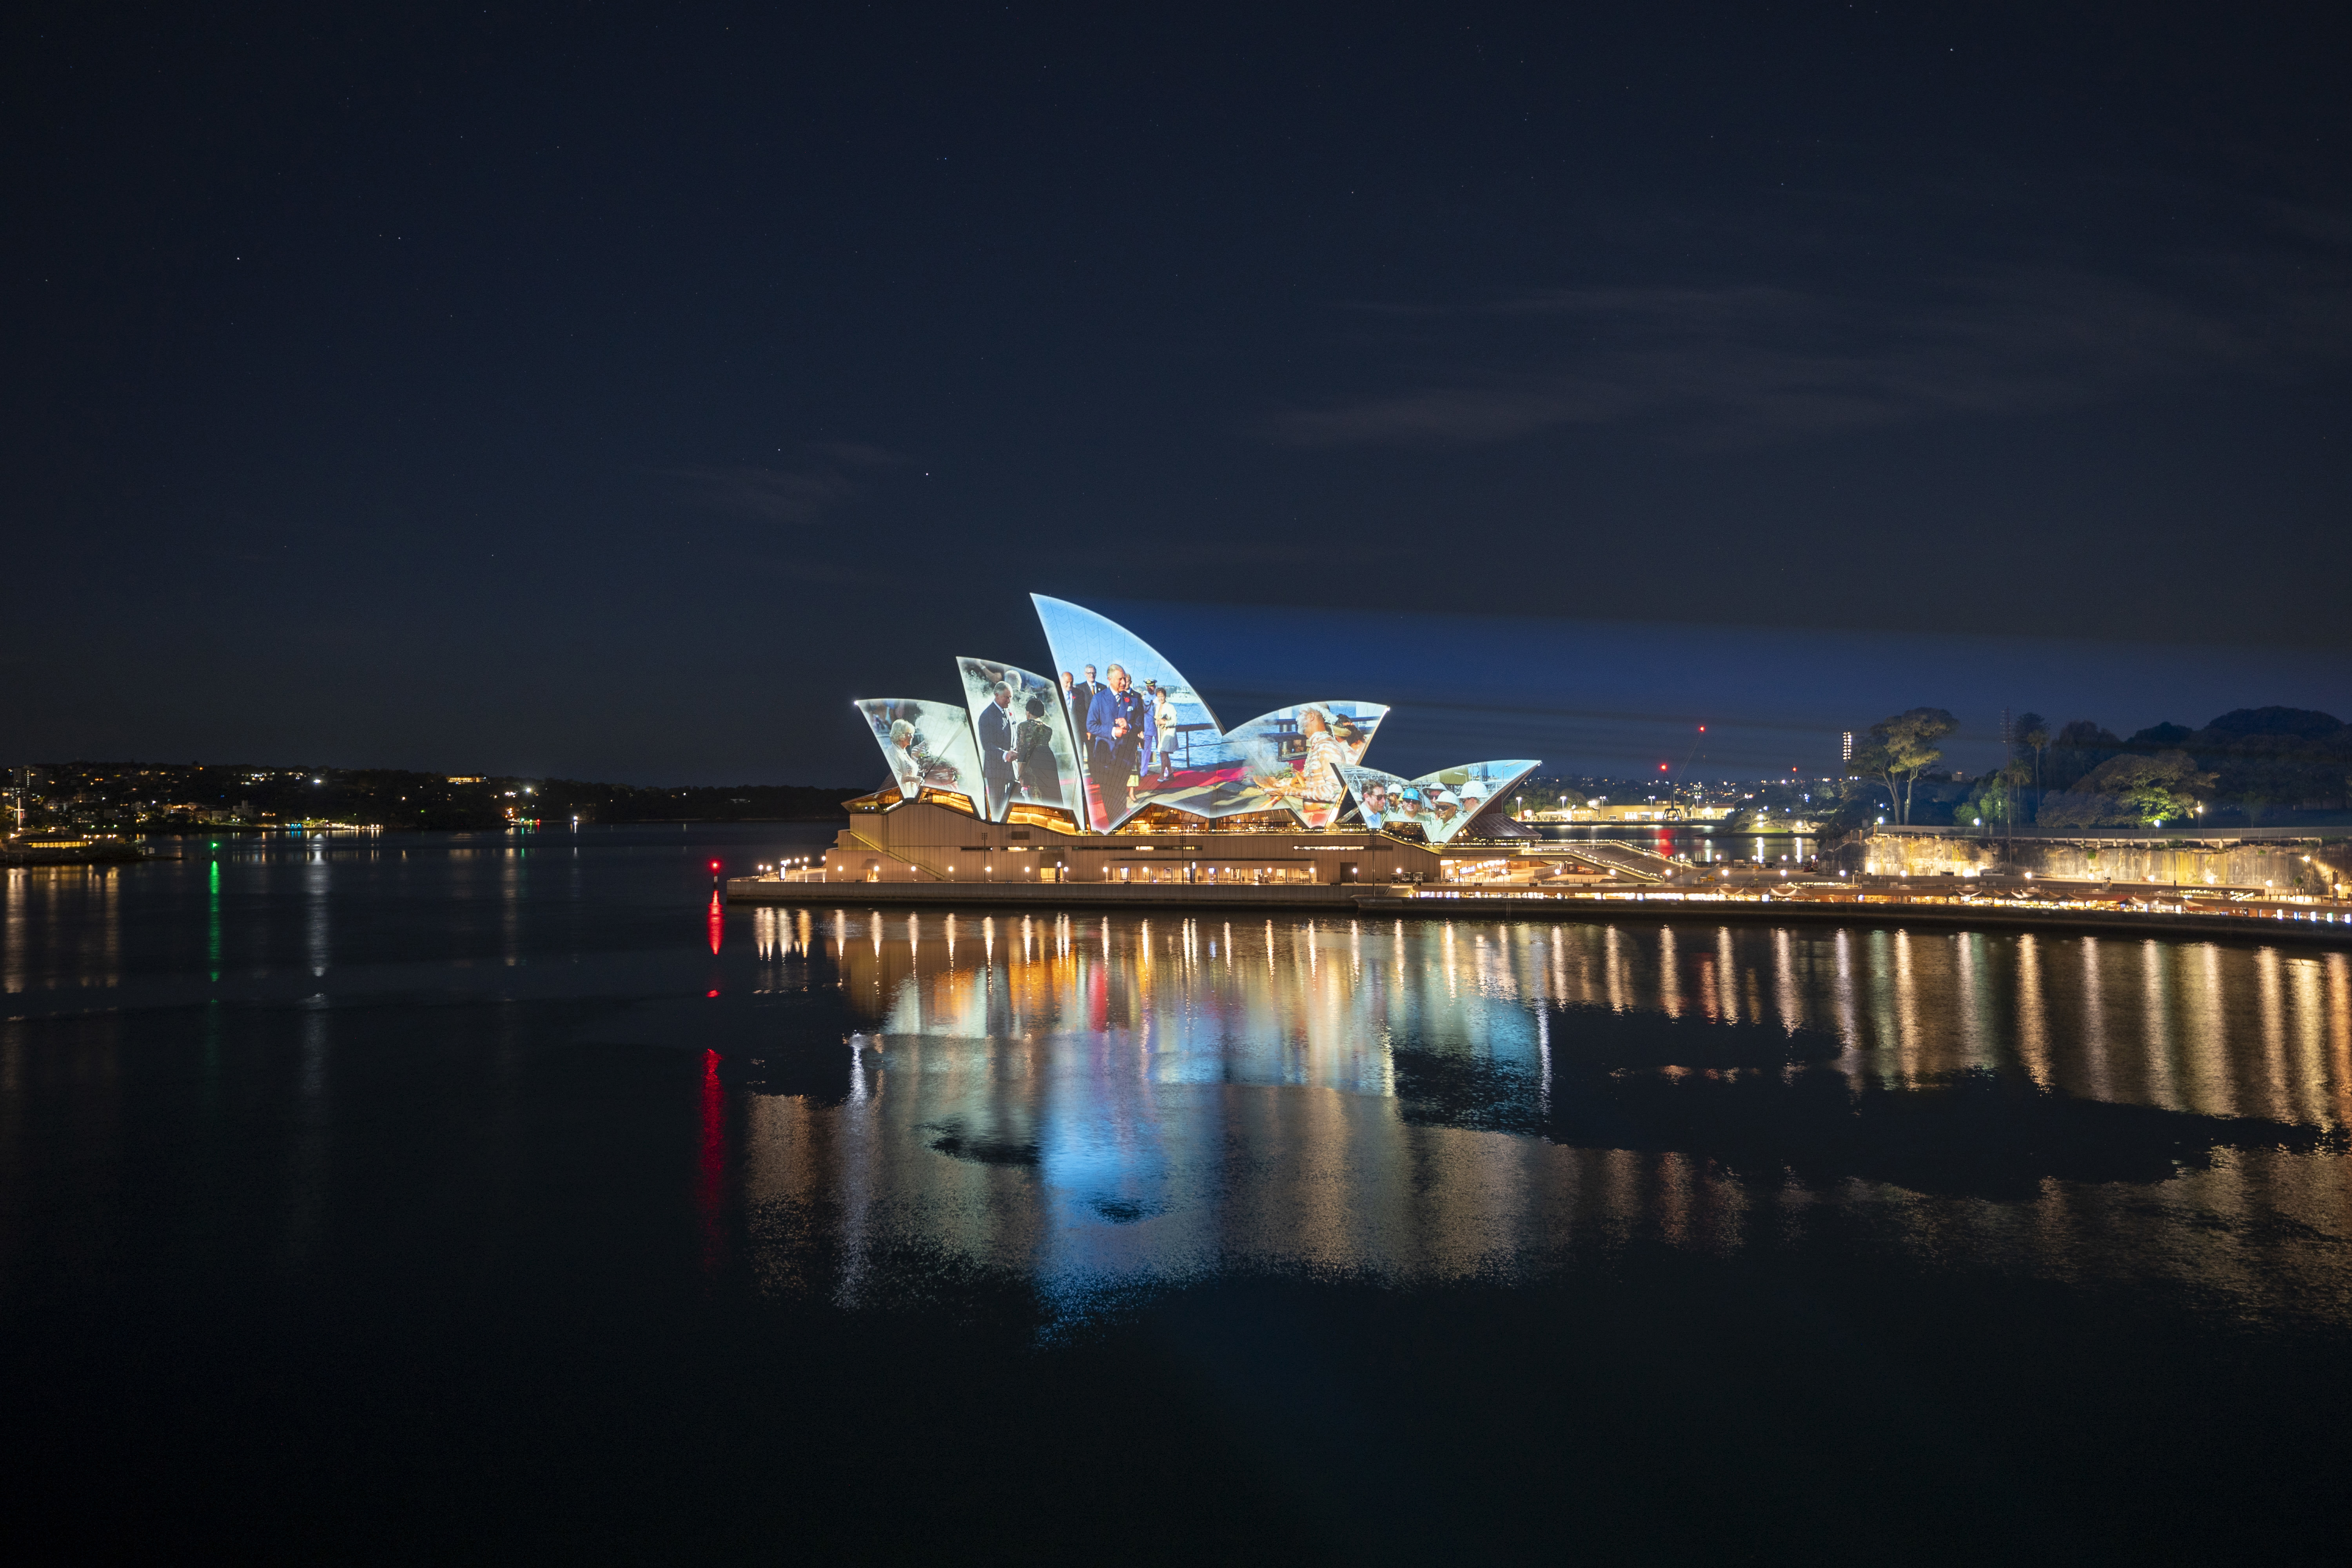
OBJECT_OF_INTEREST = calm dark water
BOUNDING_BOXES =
[4,826,2348,1563]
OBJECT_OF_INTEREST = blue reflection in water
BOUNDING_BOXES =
[4,831,2348,1345]
[4,827,2348,1560]
[745,900,2352,1328]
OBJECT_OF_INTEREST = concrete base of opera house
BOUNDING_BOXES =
[778,796,1463,893]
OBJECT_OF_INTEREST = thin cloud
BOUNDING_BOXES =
[658,443,907,522]
[1265,263,2352,449]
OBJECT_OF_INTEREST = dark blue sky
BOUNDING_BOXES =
[7,4,2348,783]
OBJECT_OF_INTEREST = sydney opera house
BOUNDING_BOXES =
[775,595,1539,896]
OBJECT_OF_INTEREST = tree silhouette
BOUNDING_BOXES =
[1853,708,1958,826]
[2014,711,2050,795]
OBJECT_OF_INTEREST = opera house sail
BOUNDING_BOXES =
[1339,761,1543,844]
[846,595,1537,842]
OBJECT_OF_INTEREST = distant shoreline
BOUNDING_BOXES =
[122,815,854,834]
[4,817,855,865]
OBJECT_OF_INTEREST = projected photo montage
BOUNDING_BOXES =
[1342,760,1539,844]
[955,657,1081,821]
[850,597,1538,838]
[1031,595,1221,830]
[1215,703,1388,829]
[1030,595,1393,830]
[853,699,984,808]
[1093,699,1390,829]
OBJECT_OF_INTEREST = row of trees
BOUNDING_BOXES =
[1837,705,2352,833]
[1961,750,2216,829]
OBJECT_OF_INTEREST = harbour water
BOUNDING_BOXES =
[3,825,2348,1561]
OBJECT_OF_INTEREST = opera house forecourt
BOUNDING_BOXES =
[735,595,1543,907]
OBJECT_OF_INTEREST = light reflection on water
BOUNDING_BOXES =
[740,903,2352,1324]
[2,834,2348,1338]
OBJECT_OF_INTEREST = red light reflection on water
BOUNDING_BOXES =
[707,891,723,955]
[698,1047,726,1273]
[1087,953,1109,1032]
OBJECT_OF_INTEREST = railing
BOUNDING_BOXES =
[1870,824,2352,843]
[1390,880,2352,922]
[844,828,940,881]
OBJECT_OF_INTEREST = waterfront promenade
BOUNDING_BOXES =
[726,871,2352,946]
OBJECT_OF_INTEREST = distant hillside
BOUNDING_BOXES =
[2040,708,2350,817]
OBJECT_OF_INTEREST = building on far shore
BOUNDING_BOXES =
[1521,802,1735,824]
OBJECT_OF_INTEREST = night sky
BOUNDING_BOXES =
[9,5,2350,784]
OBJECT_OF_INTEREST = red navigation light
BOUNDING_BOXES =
[709,860,721,871]
[1658,762,1669,771]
